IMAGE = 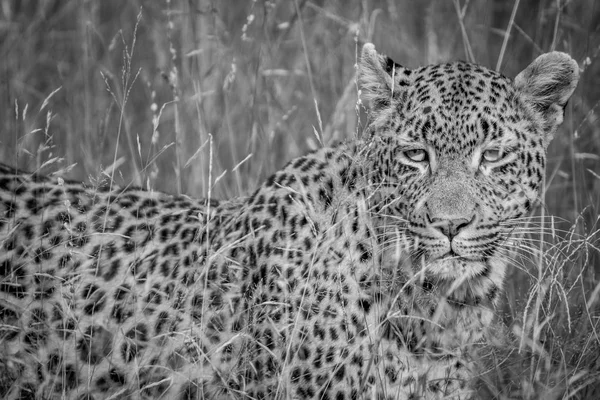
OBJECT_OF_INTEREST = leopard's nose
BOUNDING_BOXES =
[427,216,474,240]
[424,172,476,240]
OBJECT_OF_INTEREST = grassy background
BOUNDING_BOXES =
[1,0,599,397]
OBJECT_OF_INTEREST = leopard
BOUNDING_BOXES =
[0,43,579,399]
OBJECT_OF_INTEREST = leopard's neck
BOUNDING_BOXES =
[226,141,499,349]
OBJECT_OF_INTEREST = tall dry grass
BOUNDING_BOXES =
[0,0,599,397]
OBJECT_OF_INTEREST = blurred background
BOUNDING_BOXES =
[1,0,599,396]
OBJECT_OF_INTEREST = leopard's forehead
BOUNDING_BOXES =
[406,61,514,106]
[393,61,521,149]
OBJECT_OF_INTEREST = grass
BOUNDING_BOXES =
[1,0,599,398]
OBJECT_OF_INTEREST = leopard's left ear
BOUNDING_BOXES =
[359,43,412,112]
[514,52,579,144]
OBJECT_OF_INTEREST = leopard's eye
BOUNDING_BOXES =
[405,149,428,162]
[482,149,503,163]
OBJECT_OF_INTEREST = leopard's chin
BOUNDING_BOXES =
[424,257,489,281]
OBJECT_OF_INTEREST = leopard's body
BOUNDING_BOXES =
[0,44,578,399]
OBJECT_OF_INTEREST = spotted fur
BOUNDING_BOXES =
[0,44,578,399]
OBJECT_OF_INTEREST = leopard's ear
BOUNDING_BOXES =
[359,43,411,111]
[514,52,579,144]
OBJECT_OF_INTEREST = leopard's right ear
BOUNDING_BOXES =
[359,43,411,110]
[514,52,579,145]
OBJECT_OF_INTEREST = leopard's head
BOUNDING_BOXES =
[358,43,579,292]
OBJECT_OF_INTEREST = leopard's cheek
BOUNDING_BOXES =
[494,153,543,218]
